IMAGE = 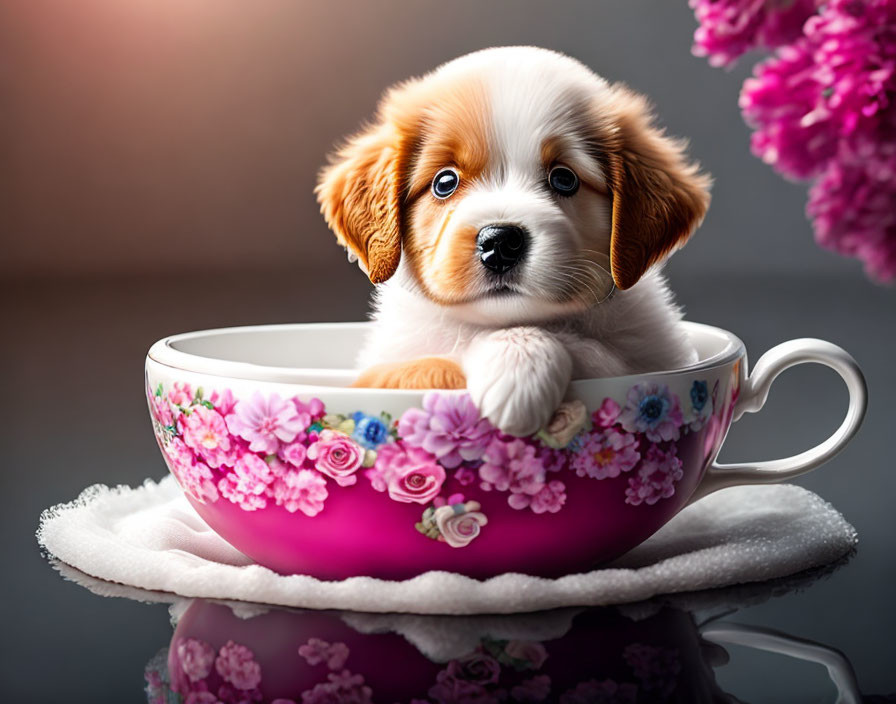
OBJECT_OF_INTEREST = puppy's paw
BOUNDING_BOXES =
[464,328,572,437]
[352,357,467,390]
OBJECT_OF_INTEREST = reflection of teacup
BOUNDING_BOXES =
[149,583,871,704]
[145,322,866,579]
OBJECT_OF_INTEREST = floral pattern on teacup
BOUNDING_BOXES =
[148,374,727,547]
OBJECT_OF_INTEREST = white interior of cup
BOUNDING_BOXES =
[147,322,744,386]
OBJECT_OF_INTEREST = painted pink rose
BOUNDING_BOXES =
[217,453,274,511]
[214,640,261,691]
[446,652,501,685]
[180,406,236,469]
[434,501,488,547]
[176,638,215,683]
[504,640,549,669]
[165,438,219,504]
[271,468,328,516]
[226,391,306,454]
[307,430,363,487]
[370,442,445,504]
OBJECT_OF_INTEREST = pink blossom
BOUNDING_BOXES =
[271,469,328,516]
[209,388,237,416]
[571,428,640,480]
[514,480,567,514]
[479,438,546,500]
[168,382,194,407]
[298,638,350,670]
[165,438,219,504]
[226,392,306,454]
[307,430,363,486]
[559,679,637,704]
[398,393,496,468]
[618,383,683,442]
[368,442,445,504]
[511,675,551,703]
[691,0,818,67]
[301,670,372,704]
[625,444,685,506]
[278,440,308,468]
[149,393,174,428]
[434,501,488,547]
[428,669,497,704]
[446,653,501,684]
[214,641,261,691]
[594,397,622,429]
[293,396,325,420]
[455,466,477,486]
[180,406,236,469]
[186,693,222,704]
[175,638,215,683]
[218,453,274,511]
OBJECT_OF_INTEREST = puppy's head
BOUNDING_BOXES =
[317,47,710,324]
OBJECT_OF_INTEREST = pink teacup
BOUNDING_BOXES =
[145,322,866,580]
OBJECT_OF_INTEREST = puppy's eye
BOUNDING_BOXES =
[548,166,579,196]
[432,168,460,199]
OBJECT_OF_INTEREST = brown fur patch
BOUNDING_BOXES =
[590,86,711,290]
[352,357,467,390]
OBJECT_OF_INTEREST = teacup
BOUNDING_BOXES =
[145,322,866,580]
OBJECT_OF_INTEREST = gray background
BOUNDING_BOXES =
[1,1,894,701]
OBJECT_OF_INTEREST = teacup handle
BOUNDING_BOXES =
[691,339,867,502]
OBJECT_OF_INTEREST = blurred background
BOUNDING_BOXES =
[1,1,894,701]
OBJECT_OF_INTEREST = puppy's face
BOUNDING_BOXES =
[317,48,710,325]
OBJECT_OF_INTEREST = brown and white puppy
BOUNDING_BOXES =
[316,46,710,436]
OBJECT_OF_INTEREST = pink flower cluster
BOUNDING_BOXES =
[298,638,350,671]
[170,637,263,704]
[694,0,896,281]
[479,438,568,514]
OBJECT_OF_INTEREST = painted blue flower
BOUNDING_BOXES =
[690,380,709,412]
[351,412,390,449]
[619,383,684,442]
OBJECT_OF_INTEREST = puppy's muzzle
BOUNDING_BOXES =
[476,225,527,275]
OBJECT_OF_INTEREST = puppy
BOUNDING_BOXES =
[316,47,710,437]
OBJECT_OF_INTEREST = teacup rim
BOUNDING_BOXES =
[147,321,746,394]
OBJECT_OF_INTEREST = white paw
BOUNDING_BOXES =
[464,328,572,437]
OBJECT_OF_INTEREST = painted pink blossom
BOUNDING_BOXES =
[511,675,551,703]
[594,397,622,429]
[619,383,683,442]
[455,466,477,486]
[209,388,237,416]
[271,469,328,516]
[150,393,174,428]
[625,444,685,506]
[180,406,236,469]
[434,501,488,547]
[293,396,325,421]
[571,428,640,480]
[165,438,219,504]
[175,638,215,683]
[217,453,274,511]
[168,382,194,407]
[446,653,501,685]
[301,670,373,704]
[214,641,262,691]
[307,430,364,486]
[479,438,546,499]
[186,693,222,704]
[691,0,818,67]
[510,480,567,514]
[278,440,308,468]
[298,638,350,670]
[398,392,496,468]
[369,442,446,504]
[428,669,496,704]
[226,392,306,454]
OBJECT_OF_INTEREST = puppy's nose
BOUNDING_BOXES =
[476,225,527,274]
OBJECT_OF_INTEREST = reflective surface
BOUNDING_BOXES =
[2,270,894,702]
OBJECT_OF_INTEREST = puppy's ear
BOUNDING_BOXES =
[316,88,418,284]
[602,88,711,290]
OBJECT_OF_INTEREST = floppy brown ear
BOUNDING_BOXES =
[316,95,416,284]
[603,89,711,290]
